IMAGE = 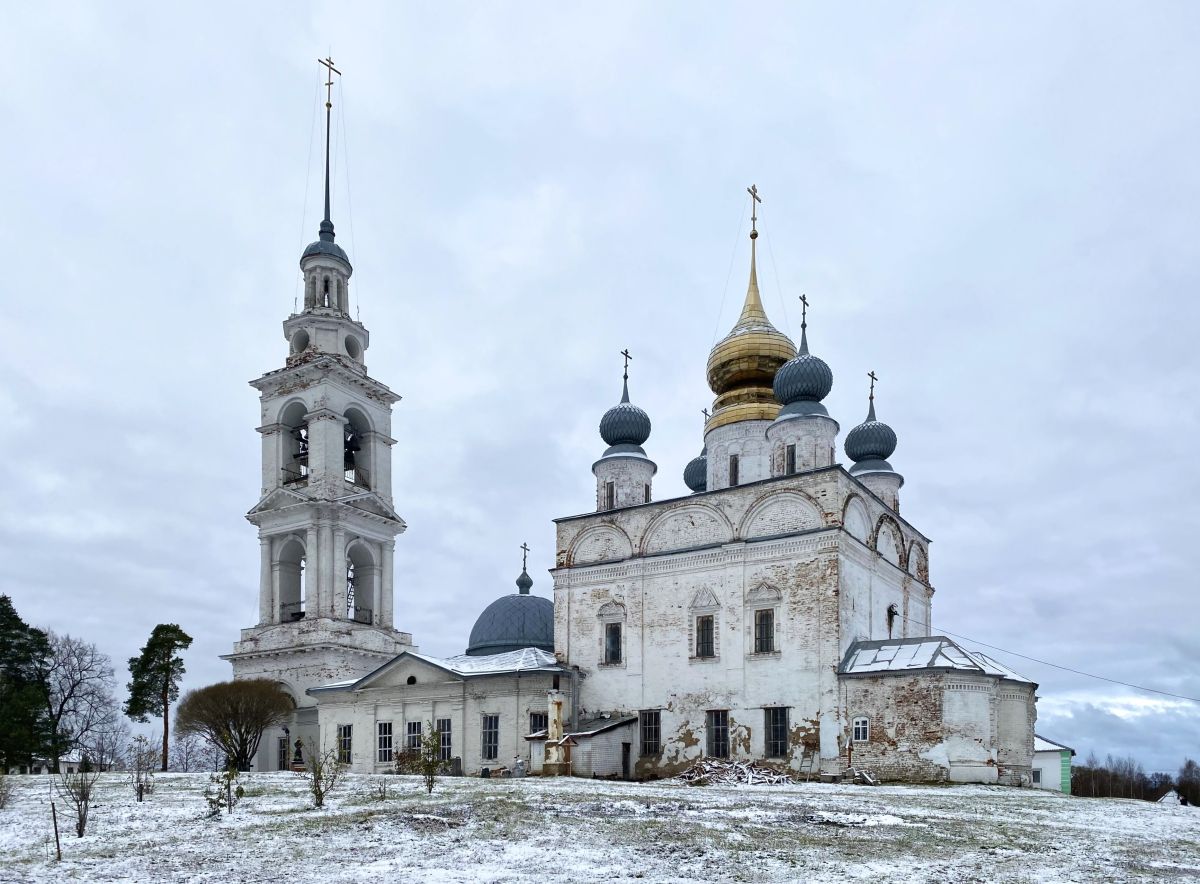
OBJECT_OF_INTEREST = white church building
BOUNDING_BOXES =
[225,88,1037,784]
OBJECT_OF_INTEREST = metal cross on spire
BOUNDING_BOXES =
[520,542,530,572]
[620,348,632,381]
[317,56,342,228]
[799,293,809,329]
[746,184,761,239]
[868,370,879,403]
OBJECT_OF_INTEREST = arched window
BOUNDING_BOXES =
[343,409,372,488]
[280,402,309,485]
[277,537,307,622]
[346,542,377,625]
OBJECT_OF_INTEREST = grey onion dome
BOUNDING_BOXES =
[300,219,352,269]
[683,446,708,493]
[465,581,555,657]
[773,325,833,413]
[844,400,898,463]
[599,377,652,447]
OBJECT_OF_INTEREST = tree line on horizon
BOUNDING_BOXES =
[1072,752,1198,805]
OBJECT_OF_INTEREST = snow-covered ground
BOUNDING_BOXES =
[0,772,1195,882]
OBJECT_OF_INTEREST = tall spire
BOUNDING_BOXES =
[317,56,342,244]
[799,294,810,355]
[620,348,632,402]
[867,370,878,421]
[737,184,768,325]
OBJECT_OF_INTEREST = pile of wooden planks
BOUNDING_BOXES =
[675,759,795,786]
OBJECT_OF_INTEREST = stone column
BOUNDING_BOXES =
[332,528,346,620]
[317,522,333,618]
[381,541,395,628]
[305,525,319,614]
[259,537,273,624]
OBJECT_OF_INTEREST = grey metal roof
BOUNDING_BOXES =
[600,377,651,447]
[466,592,554,656]
[773,352,833,407]
[844,400,897,464]
[839,636,1034,684]
[683,447,708,492]
[300,219,352,268]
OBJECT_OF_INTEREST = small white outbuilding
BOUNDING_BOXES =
[1031,734,1074,793]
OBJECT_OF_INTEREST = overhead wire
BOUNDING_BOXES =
[295,75,320,311]
[711,193,750,346]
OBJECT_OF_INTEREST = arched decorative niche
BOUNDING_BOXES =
[907,541,929,583]
[873,516,904,569]
[739,490,822,540]
[568,525,633,566]
[641,505,732,555]
[842,495,871,544]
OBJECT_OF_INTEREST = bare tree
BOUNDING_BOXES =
[174,679,292,771]
[55,767,102,837]
[42,632,118,772]
[127,735,157,801]
[0,774,14,809]
[81,717,130,772]
[297,741,345,808]
[170,731,205,772]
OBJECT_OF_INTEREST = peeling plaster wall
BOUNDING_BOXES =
[840,672,1035,784]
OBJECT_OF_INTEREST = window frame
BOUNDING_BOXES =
[604,621,623,665]
[639,709,661,757]
[1032,768,1042,784]
[529,711,548,735]
[785,443,796,475]
[604,481,615,510]
[695,614,716,659]
[764,707,789,758]
[852,716,870,743]
[728,454,739,487]
[436,717,453,762]
[336,723,353,764]
[481,714,500,761]
[706,709,730,759]
[406,720,422,751]
[377,721,393,763]
[753,607,776,654]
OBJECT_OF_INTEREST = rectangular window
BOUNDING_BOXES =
[481,714,499,761]
[695,614,715,658]
[765,707,789,758]
[437,718,453,762]
[529,712,548,734]
[754,608,775,653]
[278,736,288,771]
[605,481,615,510]
[639,709,661,756]
[644,483,651,503]
[785,444,796,475]
[728,455,739,487]
[604,622,622,664]
[336,724,353,764]
[406,721,422,750]
[853,717,869,742]
[1032,769,1042,784]
[706,710,729,758]
[377,721,393,763]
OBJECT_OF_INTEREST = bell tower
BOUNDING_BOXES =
[224,61,413,759]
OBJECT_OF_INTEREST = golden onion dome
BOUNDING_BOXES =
[706,232,796,432]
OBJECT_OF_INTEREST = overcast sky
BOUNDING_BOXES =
[1,2,1197,773]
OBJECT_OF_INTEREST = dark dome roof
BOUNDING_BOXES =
[845,401,898,463]
[773,326,832,411]
[466,593,554,656]
[300,220,352,269]
[600,377,651,447]
[683,447,708,493]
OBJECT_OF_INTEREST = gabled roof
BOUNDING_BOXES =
[839,636,1034,685]
[246,486,405,527]
[1034,734,1076,755]
[308,647,563,695]
[526,714,638,741]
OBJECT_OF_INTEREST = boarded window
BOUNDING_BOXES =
[640,709,661,756]
[785,444,796,475]
[729,455,740,487]
[481,715,500,760]
[604,622,622,664]
[406,721,422,750]
[853,717,869,742]
[377,721,393,763]
[706,709,729,758]
[529,712,548,734]
[765,707,788,758]
[695,615,715,658]
[437,718,453,761]
[754,608,775,653]
[337,724,353,764]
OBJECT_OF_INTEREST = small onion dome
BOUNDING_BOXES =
[706,236,795,430]
[599,377,652,447]
[845,399,898,473]
[683,446,708,493]
[466,570,554,656]
[300,219,352,270]
[773,324,833,418]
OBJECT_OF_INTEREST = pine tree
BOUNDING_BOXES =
[124,624,193,771]
[0,596,54,769]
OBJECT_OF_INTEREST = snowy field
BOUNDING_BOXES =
[0,772,1195,883]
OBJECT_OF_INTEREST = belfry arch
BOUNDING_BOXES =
[345,540,379,625]
[276,536,307,621]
